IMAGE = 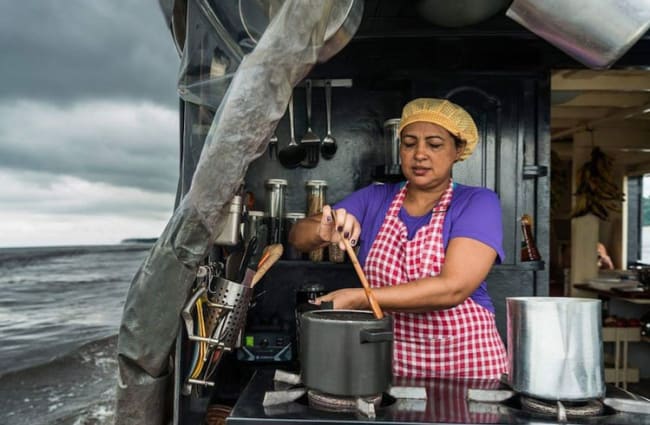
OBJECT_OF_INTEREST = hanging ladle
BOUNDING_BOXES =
[321,80,337,159]
[330,210,384,319]
[278,96,306,169]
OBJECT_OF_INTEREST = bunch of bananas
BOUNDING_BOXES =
[572,147,625,220]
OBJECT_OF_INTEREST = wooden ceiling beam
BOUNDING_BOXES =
[552,70,650,92]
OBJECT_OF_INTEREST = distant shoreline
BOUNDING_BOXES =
[120,238,157,244]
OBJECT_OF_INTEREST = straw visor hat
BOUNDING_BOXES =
[398,98,479,161]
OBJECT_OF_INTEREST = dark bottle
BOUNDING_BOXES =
[520,214,541,262]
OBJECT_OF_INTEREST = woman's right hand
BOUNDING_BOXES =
[319,205,361,251]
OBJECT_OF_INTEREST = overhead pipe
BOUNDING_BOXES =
[551,102,650,141]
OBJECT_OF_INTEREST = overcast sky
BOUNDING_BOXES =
[0,1,180,247]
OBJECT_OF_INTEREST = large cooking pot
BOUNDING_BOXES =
[506,0,650,69]
[506,297,605,401]
[300,310,393,396]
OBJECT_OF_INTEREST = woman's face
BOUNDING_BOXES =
[399,121,465,191]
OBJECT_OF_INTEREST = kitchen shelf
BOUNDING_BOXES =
[574,283,650,304]
[602,326,641,342]
[602,326,642,389]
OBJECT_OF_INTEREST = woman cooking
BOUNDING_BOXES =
[289,98,508,379]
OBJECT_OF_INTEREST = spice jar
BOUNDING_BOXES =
[328,243,345,263]
[283,212,306,260]
[264,179,288,244]
[306,180,328,262]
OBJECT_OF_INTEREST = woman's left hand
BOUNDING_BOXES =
[312,288,368,310]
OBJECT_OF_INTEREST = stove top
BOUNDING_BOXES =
[226,369,650,425]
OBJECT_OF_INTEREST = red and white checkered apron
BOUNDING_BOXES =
[364,180,508,378]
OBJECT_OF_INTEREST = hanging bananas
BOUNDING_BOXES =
[572,147,625,220]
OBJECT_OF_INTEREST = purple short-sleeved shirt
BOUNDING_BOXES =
[334,182,504,313]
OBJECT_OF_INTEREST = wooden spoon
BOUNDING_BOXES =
[330,211,384,319]
[251,244,284,287]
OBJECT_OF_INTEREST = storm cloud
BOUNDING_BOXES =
[0,1,183,246]
[0,1,179,106]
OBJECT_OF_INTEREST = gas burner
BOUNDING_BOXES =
[307,389,383,413]
[520,395,604,418]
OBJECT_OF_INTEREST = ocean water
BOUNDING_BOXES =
[0,244,152,425]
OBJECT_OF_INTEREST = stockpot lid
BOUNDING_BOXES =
[303,309,389,323]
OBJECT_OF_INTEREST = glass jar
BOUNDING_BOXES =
[264,179,288,244]
[306,180,327,262]
[328,243,345,263]
[245,210,267,263]
[283,212,306,260]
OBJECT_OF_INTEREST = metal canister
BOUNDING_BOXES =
[214,195,243,246]
[383,118,401,175]
[283,212,306,260]
[265,179,287,244]
[306,180,327,262]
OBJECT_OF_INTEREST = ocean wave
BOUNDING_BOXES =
[0,245,152,269]
[0,335,119,425]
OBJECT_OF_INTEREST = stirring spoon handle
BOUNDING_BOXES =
[325,80,332,135]
[330,210,384,319]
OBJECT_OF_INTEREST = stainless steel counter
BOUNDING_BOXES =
[226,369,650,425]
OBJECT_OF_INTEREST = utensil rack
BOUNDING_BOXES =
[296,78,353,88]
[180,272,253,393]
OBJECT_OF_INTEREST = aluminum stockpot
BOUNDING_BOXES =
[506,297,605,401]
[300,310,393,397]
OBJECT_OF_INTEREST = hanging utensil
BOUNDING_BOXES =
[268,134,278,159]
[330,211,384,319]
[278,96,306,168]
[237,236,258,282]
[321,80,337,160]
[300,79,320,168]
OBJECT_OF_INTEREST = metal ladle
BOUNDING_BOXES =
[278,96,306,168]
[321,80,337,159]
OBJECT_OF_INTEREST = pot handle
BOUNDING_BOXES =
[360,328,393,343]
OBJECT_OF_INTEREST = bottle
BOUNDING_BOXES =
[520,214,541,262]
